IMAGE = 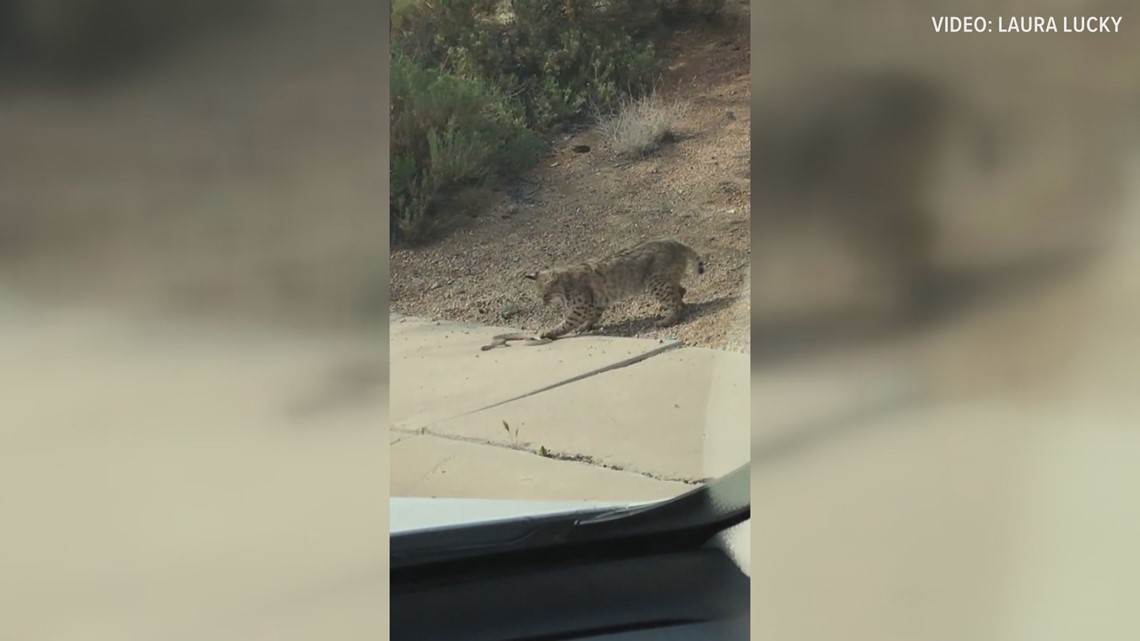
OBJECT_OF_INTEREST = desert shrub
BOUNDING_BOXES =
[395,0,658,130]
[390,0,664,244]
[390,52,540,244]
[596,92,688,157]
[659,0,727,22]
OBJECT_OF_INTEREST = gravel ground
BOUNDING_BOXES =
[391,24,752,353]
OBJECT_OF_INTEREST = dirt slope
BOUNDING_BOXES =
[390,23,751,353]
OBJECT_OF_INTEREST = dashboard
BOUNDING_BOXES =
[390,518,751,641]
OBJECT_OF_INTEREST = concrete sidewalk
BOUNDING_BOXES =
[389,314,751,501]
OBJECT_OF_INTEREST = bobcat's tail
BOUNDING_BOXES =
[687,246,706,275]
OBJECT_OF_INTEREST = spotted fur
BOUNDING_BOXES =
[524,239,705,340]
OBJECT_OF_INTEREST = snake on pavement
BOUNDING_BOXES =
[480,332,555,351]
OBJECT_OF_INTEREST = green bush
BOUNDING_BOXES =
[390,52,540,244]
[390,0,661,245]
[395,0,658,130]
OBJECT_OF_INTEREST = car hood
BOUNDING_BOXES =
[389,497,648,535]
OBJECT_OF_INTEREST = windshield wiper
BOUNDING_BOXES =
[391,463,749,572]
[569,464,748,537]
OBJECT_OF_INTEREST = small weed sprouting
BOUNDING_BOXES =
[502,419,521,447]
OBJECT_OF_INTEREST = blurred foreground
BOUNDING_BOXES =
[0,2,386,640]
[752,2,1140,639]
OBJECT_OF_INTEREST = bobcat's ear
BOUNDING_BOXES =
[523,272,538,280]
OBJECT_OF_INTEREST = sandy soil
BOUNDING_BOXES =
[390,22,752,353]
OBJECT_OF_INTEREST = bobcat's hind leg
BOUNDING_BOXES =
[649,278,685,328]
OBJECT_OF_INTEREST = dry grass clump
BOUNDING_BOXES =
[597,93,688,158]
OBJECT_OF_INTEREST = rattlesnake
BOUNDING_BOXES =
[480,332,554,351]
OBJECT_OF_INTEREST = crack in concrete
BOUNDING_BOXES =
[433,339,685,427]
[389,433,417,446]
[389,339,703,483]
[390,425,707,486]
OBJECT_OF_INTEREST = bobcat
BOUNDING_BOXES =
[752,69,998,320]
[524,239,705,340]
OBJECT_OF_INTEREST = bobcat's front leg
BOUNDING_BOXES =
[540,301,594,340]
[539,316,580,340]
[580,306,604,332]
